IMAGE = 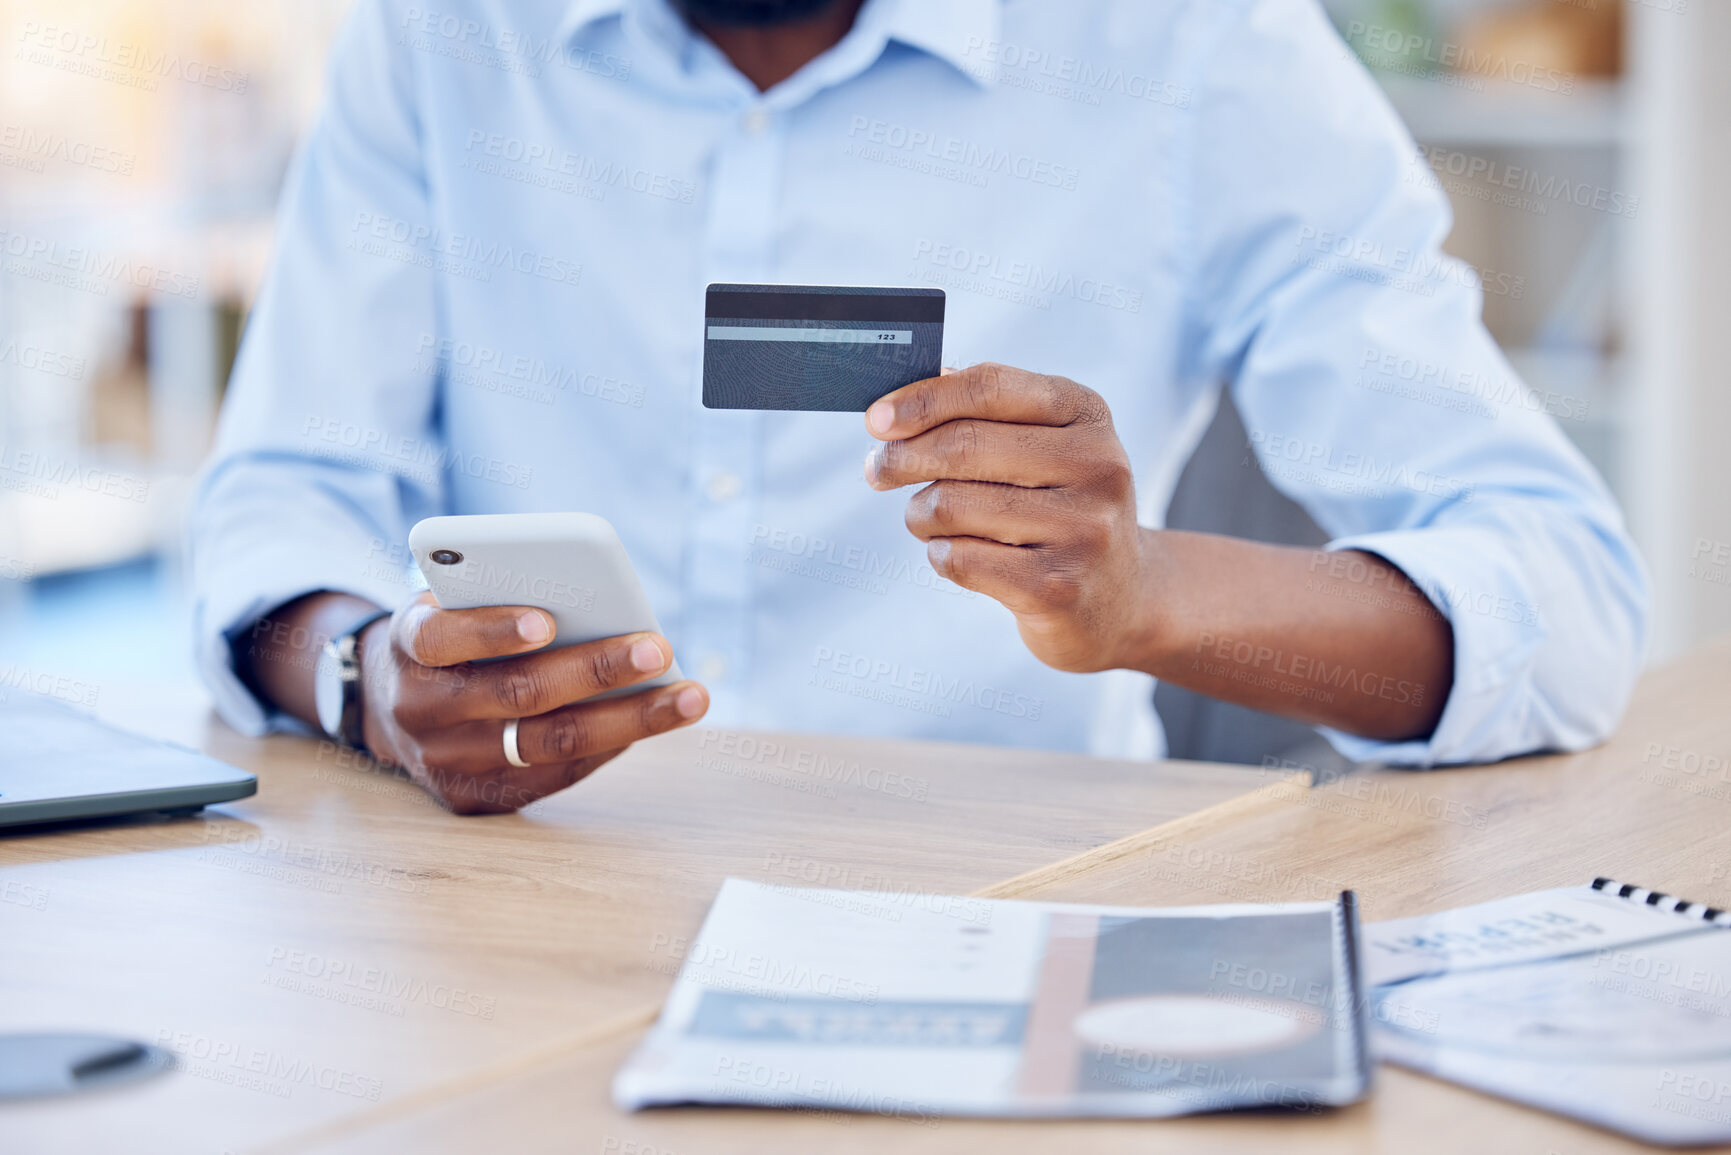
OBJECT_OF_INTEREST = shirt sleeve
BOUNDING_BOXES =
[186,0,443,737]
[1179,0,1650,765]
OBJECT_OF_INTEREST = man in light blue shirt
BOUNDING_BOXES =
[192,0,1649,813]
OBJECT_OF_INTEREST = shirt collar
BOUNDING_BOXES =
[875,0,998,89]
[561,0,627,36]
[558,0,999,90]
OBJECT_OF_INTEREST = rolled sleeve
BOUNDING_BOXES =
[1184,0,1650,765]
[192,465,425,737]
[1321,514,1644,766]
[187,0,444,735]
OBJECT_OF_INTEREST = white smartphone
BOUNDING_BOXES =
[407,512,682,695]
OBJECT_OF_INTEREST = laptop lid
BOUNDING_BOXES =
[0,692,256,829]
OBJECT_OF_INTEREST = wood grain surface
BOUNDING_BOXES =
[274,635,1731,1155]
[0,710,1271,1155]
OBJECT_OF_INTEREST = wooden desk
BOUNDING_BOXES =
[0,709,1274,1155]
[260,635,1731,1155]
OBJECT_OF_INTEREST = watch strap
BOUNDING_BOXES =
[330,608,394,749]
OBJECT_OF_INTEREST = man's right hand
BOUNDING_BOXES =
[357,592,707,814]
[237,590,708,815]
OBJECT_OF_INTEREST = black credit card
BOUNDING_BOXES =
[701,283,945,411]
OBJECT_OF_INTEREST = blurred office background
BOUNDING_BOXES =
[0,0,1726,755]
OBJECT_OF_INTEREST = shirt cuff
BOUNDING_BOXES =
[193,546,422,739]
[1314,526,1550,767]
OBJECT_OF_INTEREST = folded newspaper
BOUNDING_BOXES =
[614,879,1369,1119]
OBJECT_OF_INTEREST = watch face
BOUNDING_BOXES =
[314,645,345,737]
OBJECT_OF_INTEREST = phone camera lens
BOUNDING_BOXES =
[429,549,463,566]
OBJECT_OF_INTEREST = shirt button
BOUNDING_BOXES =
[697,654,728,684]
[741,106,770,136]
[706,470,742,502]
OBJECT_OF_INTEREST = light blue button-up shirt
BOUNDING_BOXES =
[189,0,1649,765]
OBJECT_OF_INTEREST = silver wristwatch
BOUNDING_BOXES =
[313,609,393,748]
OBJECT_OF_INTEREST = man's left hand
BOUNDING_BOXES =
[864,362,1151,674]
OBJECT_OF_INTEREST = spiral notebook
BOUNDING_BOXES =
[1365,878,1731,1146]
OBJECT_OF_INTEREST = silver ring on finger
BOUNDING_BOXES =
[502,717,530,768]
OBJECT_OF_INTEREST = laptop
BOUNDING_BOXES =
[0,691,256,829]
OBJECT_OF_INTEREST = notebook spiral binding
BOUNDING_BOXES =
[1591,877,1731,926]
